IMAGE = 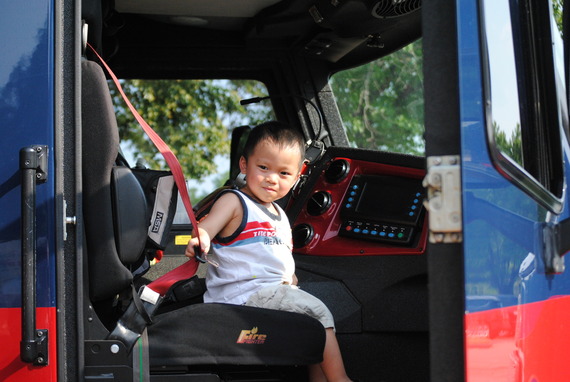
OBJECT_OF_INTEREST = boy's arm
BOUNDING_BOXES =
[185,192,242,258]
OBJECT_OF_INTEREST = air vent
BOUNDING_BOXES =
[293,224,314,248]
[307,191,332,216]
[325,159,350,183]
[371,0,421,19]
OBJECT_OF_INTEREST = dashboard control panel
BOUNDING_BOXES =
[291,155,427,257]
[339,175,424,244]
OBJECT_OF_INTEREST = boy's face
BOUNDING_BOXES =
[239,139,302,205]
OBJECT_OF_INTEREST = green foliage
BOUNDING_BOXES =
[553,0,563,36]
[110,79,272,180]
[493,121,523,166]
[330,40,424,155]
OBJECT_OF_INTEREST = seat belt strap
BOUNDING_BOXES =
[132,329,150,382]
[88,44,201,294]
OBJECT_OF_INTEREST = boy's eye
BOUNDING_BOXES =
[258,165,267,170]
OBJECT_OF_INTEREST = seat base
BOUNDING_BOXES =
[148,303,325,367]
[149,364,310,382]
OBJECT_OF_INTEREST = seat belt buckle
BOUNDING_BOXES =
[194,245,219,268]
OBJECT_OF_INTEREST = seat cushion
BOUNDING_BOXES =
[148,303,325,366]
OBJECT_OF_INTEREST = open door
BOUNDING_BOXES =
[424,0,570,381]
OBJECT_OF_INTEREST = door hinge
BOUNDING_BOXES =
[423,155,462,243]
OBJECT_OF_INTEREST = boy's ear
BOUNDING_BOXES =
[239,156,247,173]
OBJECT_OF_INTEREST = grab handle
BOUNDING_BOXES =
[19,145,49,366]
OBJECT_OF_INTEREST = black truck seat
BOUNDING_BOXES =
[81,58,326,373]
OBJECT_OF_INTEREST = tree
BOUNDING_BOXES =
[493,121,522,166]
[330,40,424,155]
[110,79,272,180]
[553,0,563,36]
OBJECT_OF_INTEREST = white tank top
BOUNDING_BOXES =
[203,190,295,305]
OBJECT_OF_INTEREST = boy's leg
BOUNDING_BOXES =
[318,328,352,382]
[309,364,327,382]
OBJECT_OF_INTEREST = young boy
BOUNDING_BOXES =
[185,121,353,382]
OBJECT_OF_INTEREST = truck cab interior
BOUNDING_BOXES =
[80,1,428,381]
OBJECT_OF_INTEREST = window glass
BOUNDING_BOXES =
[330,40,424,156]
[111,79,273,204]
[481,0,565,207]
[482,1,523,167]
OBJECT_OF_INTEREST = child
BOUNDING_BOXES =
[185,121,353,382]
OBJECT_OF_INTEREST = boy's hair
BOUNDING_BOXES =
[242,121,306,167]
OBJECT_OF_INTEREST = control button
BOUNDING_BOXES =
[348,197,354,202]
[388,233,395,238]
[414,199,419,204]
[350,191,357,196]
[345,203,352,209]
[354,228,361,233]
[362,229,369,234]
[379,232,386,237]
[411,205,417,210]
[371,230,378,235]
[345,225,352,231]
[397,232,404,239]
[352,185,359,190]
[409,212,415,216]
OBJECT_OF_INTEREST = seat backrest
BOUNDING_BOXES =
[81,59,148,302]
[228,125,250,186]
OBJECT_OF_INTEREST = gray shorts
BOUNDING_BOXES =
[245,284,335,330]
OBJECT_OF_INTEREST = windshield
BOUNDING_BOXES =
[330,40,424,156]
[112,78,273,205]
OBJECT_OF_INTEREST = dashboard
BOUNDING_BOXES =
[289,148,427,257]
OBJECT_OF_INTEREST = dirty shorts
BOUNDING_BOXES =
[244,284,335,330]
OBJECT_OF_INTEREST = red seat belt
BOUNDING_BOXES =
[88,44,200,295]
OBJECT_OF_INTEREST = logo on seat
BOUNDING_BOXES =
[236,327,267,344]
[151,211,164,233]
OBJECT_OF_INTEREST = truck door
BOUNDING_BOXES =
[424,1,570,381]
[0,0,78,381]
[0,1,58,380]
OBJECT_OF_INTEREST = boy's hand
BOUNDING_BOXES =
[184,239,199,258]
[184,228,210,259]
[184,228,219,267]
